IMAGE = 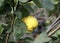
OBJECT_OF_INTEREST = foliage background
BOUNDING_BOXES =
[0,0,60,43]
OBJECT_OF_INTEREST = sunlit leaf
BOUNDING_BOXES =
[19,0,28,2]
[51,0,59,4]
[14,0,18,4]
[0,0,4,7]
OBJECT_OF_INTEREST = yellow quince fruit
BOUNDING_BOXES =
[22,16,38,32]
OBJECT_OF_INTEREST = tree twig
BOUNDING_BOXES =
[5,33,9,43]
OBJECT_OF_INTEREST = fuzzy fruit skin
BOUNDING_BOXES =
[22,16,38,32]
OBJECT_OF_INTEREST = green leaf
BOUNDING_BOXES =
[15,4,23,19]
[21,5,30,17]
[0,4,11,15]
[5,0,13,6]
[19,0,28,2]
[41,0,54,10]
[52,29,60,37]
[28,1,38,12]
[13,19,27,39]
[23,3,34,13]
[9,33,16,42]
[0,39,5,43]
[0,23,4,35]
[51,0,59,4]
[0,0,4,7]
[14,0,18,11]
[15,10,22,19]
[57,29,60,35]
[14,0,18,4]
[33,32,51,43]
[32,0,42,8]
